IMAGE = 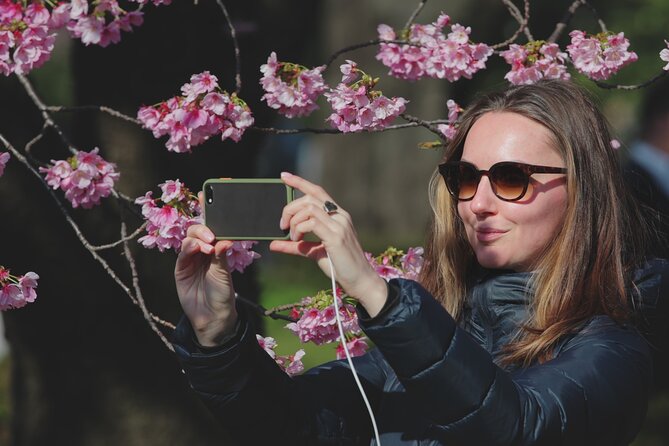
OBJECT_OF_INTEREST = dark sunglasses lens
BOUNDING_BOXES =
[491,164,528,200]
[442,164,479,200]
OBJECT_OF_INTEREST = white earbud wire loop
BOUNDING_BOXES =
[327,253,381,446]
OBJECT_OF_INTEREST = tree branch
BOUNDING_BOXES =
[16,74,79,155]
[593,70,668,91]
[235,293,298,322]
[403,0,429,30]
[0,132,141,308]
[44,105,140,125]
[215,0,242,94]
[120,217,174,351]
[492,0,531,49]
[90,222,147,251]
[324,39,423,69]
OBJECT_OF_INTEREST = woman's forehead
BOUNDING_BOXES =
[460,112,563,167]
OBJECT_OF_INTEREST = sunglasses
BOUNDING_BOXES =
[439,161,567,202]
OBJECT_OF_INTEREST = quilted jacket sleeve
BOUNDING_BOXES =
[171,304,386,446]
[359,278,653,446]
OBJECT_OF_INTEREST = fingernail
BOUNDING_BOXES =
[205,231,215,243]
[280,171,292,179]
[204,244,214,254]
[279,217,286,229]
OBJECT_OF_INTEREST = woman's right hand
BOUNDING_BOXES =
[174,224,238,347]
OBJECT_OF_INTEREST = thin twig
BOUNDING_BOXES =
[215,0,242,94]
[403,0,428,30]
[492,0,531,49]
[120,217,174,351]
[24,123,49,167]
[501,0,533,42]
[90,222,147,251]
[324,39,423,69]
[593,70,668,91]
[235,293,297,322]
[251,119,440,136]
[581,0,607,34]
[0,132,141,308]
[44,105,140,125]
[16,74,78,155]
[152,314,176,330]
[548,0,583,43]
[400,113,442,135]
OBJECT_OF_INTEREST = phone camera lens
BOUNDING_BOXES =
[205,185,214,204]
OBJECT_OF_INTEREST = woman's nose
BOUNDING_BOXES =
[469,176,498,216]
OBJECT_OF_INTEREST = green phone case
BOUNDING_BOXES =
[202,178,294,240]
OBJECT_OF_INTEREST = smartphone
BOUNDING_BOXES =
[202,178,294,240]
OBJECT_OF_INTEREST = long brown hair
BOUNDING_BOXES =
[418,79,647,366]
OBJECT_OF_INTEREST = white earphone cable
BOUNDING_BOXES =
[326,253,382,446]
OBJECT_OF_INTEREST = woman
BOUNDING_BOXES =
[172,80,666,445]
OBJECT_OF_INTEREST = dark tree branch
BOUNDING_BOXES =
[215,0,242,94]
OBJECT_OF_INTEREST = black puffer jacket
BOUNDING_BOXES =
[172,260,667,446]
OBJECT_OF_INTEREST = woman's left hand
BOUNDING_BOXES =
[270,172,388,316]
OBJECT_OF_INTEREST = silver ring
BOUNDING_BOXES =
[323,200,338,215]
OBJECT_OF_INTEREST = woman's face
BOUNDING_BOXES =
[457,111,568,272]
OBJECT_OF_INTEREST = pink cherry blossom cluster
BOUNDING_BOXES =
[567,30,637,81]
[335,336,368,360]
[437,99,463,140]
[0,151,9,177]
[137,71,254,153]
[376,13,493,82]
[324,61,407,133]
[256,335,305,376]
[50,0,144,48]
[501,41,570,85]
[0,266,38,311]
[0,1,55,76]
[661,41,669,71]
[286,289,362,346]
[135,179,201,252]
[260,52,326,118]
[225,241,261,273]
[40,147,119,209]
[366,246,425,281]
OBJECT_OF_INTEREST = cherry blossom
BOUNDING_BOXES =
[501,41,570,85]
[136,179,201,252]
[336,336,369,360]
[366,246,424,281]
[0,151,9,177]
[286,289,361,345]
[137,71,254,152]
[660,40,669,71]
[60,0,149,48]
[256,335,306,376]
[225,241,261,273]
[324,61,407,132]
[567,30,637,81]
[0,266,39,311]
[376,13,493,82]
[260,52,327,118]
[400,246,425,281]
[437,99,463,141]
[0,1,56,76]
[40,147,120,209]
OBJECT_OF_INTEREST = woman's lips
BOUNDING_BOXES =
[475,228,508,242]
